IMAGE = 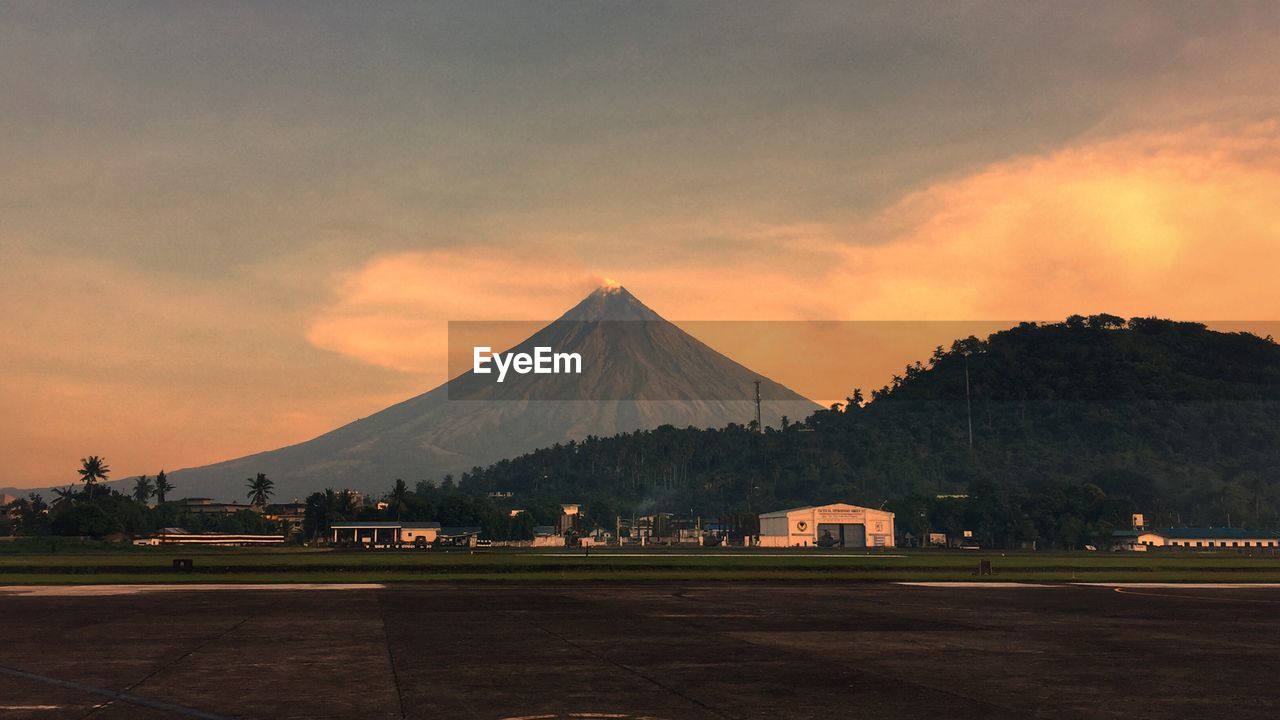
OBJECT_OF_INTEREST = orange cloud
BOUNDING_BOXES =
[0,251,417,486]
[837,122,1280,319]
[308,122,1280,382]
[305,248,605,373]
[304,244,841,376]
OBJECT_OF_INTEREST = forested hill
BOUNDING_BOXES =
[460,316,1280,548]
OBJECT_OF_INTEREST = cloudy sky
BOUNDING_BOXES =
[4,1,1280,487]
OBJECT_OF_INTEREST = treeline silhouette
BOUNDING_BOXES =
[3,460,278,539]
[7,316,1279,550]
[298,478,578,543]
[4,485,279,538]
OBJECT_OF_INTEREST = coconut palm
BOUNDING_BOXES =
[246,473,275,508]
[51,485,78,508]
[387,478,410,519]
[304,489,342,542]
[154,470,173,504]
[78,456,110,488]
[338,489,357,516]
[132,475,154,504]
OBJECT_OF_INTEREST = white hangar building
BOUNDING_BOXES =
[758,503,895,548]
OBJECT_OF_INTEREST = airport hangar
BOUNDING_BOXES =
[758,503,895,548]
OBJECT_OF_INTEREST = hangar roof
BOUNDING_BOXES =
[1155,527,1280,539]
[331,521,441,529]
[331,521,402,528]
[759,503,885,519]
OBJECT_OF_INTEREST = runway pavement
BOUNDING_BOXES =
[2,582,1277,719]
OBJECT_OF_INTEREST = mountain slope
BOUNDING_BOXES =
[161,286,819,501]
[459,316,1280,539]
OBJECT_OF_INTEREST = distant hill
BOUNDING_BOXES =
[138,286,820,501]
[819,316,1280,509]
[460,316,1280,544]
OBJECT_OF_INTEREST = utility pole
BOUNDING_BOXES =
[754,380,762,433]
[964,354,974,449]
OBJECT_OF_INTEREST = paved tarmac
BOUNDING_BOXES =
[2,582,1278,720]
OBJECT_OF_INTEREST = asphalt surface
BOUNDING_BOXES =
[2,582,1278,720]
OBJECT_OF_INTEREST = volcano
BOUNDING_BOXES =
[163,286,820,501]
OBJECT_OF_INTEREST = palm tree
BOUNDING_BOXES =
[246,473,275,508]
[338,489,357,516]
[321,488,341,539]
[78,455,110,488]
[132,475,154,504]
[305,489,346,543]
[388,478,410,519]
[51,485,78,508]
[154,470,173,504]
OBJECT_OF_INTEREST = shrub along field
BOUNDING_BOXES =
[2,543,1280,583]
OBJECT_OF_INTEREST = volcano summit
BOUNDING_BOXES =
[161,286,820,501]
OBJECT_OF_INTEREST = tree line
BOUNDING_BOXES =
[457,316,1280,548]
[7,315,1279,550]
[3,457,283,538]
[299,477,593,543]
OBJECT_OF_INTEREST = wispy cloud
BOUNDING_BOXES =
[307,121,1280,379]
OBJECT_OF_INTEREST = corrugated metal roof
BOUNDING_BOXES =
[330,521,403,528]
[1155,527,1280,540]
[759,503,885,518]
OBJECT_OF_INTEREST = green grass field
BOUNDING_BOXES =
[3,541,1280,583]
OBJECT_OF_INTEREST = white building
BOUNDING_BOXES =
[330,521,442,547]
[133,528,284,546]
[1112,527,1280,551]
[758,503,895,548]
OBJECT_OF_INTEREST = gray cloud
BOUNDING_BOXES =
[6,1,1277,275]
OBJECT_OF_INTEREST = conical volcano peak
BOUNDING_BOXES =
[151,276,818,500]
[559,283,663,321]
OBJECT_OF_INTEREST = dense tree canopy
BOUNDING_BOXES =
[455,316,1280,548]
[300,481,568,543]
[4,489,281,538]
[4,469,279,539]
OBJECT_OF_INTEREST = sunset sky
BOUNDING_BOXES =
[4,1,1280,487]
